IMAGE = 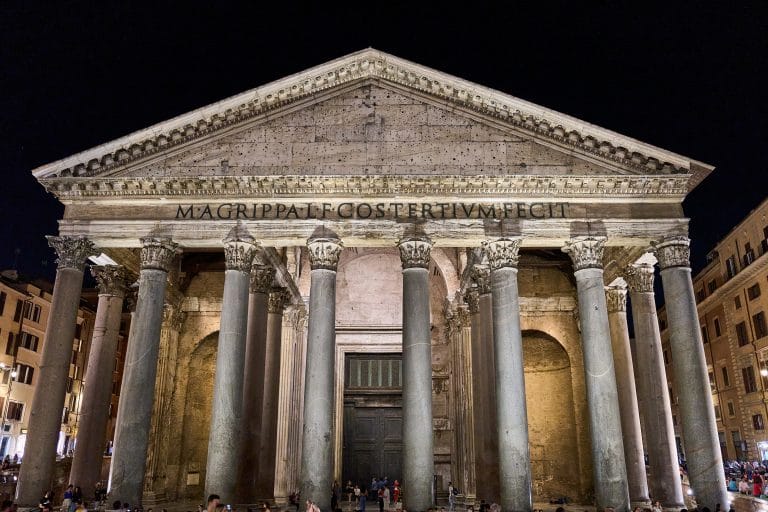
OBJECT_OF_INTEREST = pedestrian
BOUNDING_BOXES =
[448,482,456,512]
[63,485,74,511]
[346,481,355,505]
[393,481,400,506]
[355,484,361,507]
[383,486,390,510]
[754,472,764,497]
[207,495,221,512]
[651,501,662,512]
[359,489,367,512]
[332,481,340,511]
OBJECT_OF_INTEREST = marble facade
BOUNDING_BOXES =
[22,49,725,512]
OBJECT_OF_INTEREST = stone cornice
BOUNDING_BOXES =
[32,49,710,189]
[41,174,692,199]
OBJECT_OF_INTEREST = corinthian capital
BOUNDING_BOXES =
[470,265,491,295]
[562,237,606,271]
[46,236,96,271]
[605,285,627,313]
[223,225,257,272]
[139,237,179,272]
[91,265,128,297]
[397,236,433,269]
[307,237,344,271]
[268,287,291,314]
[250,264,275,293]
[625,263,655,293]
[482,238,521,270]
[464,289,480,314]
[652,235,690,270]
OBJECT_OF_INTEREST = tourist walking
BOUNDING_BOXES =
[754,472,764,497]
[448,482,456,512]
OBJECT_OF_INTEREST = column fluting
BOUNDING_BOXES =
[654,236,727,510]
[108,236,178,508]
[299,237,343,512]
[398,236,435,512]
[205,226,258,502]
[562,237,630,512]
[16,236,96,506]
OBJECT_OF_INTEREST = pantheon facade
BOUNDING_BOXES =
[19,50,726,512]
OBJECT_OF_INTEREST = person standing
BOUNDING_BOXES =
[754,472,764,497]
[346,481,355,505]
[377,488,384,512]
[359,490,367,512]
[393,481,400,506]
[448,483,456,512]
[383,486,390,511]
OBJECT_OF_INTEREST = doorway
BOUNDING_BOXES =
[342,354,403,489]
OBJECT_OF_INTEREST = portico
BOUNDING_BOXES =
[23,49,725,512]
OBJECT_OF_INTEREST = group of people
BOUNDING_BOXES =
[725,459,768,498]
[333,477,401,512]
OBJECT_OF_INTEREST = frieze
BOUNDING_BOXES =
[34,50,694,182]
[42,174,692,199]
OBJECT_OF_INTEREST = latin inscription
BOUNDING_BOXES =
[175,202,568,220]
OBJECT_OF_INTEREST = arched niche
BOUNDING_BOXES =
[178,331,218,498]
[522,329,580,501]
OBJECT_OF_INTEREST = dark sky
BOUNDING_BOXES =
[1,2,767,281]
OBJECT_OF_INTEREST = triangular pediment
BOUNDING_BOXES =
[32,48,712,189]
[111,82,615,179]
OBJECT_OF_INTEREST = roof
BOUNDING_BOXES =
[31,48,714,189]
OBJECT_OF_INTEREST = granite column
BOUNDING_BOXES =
[562,237,629,512]
[654,236,728,510]
[398,236,435,512]
[626,261,683,508]
[256,288,290,499]
[605,284,650,506]
[205,226,258,502]
[482,238,531,512]
[70,265,127,498]
[238,263,274,503]
[16,236,96,506]
[108,236,178,507]
[300,237,343,512]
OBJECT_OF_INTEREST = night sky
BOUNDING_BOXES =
[1,2,767,282]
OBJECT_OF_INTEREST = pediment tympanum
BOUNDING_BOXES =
[33,49,712,193]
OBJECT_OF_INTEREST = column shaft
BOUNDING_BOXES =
[398,236,434,512]
[655,237,727,510]
[606,286,650,505]
[564,238,629,512]
[238,265,273,502]
[205,228,256,502]
[256,289,288,499]
[17,236,94,506]
[483,239,531,512]
[627,264,683,507]
[109,237,177,507]
[70,266,126,498]
[300,237,342,512]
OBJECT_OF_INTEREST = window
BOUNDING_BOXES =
[754,312,768,339]
[749,284,762,300]
[727,256,738,279]
[715,317,722,337]
[74,323,82,340]
[743,366,758,393]
[0,292,6,316]
[697,288,707,303]
[6,402,23,421]
[708,280,717,294]
[669,386,676,404]
[4,333,13,356]
[763,226,768,254]
[66,378,73,393]
[709,370,717,392]
[18,332,39,352]
[737,321,750,346]
[23,303,40,323]
[14,364,33,385]
[663,349,671,365]
[702,324,710,343]
[12,301,21,322]
[722,366,731,387]
[715,405,722,420]
[728,401,736,417]
[112,379,120,396]
[745,243,756,266]
[673,414,678,426]
[754,414,766,431]
[736,296,743,309]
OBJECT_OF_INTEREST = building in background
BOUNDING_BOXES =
[0,270,126,461]
[660,197,768,462]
